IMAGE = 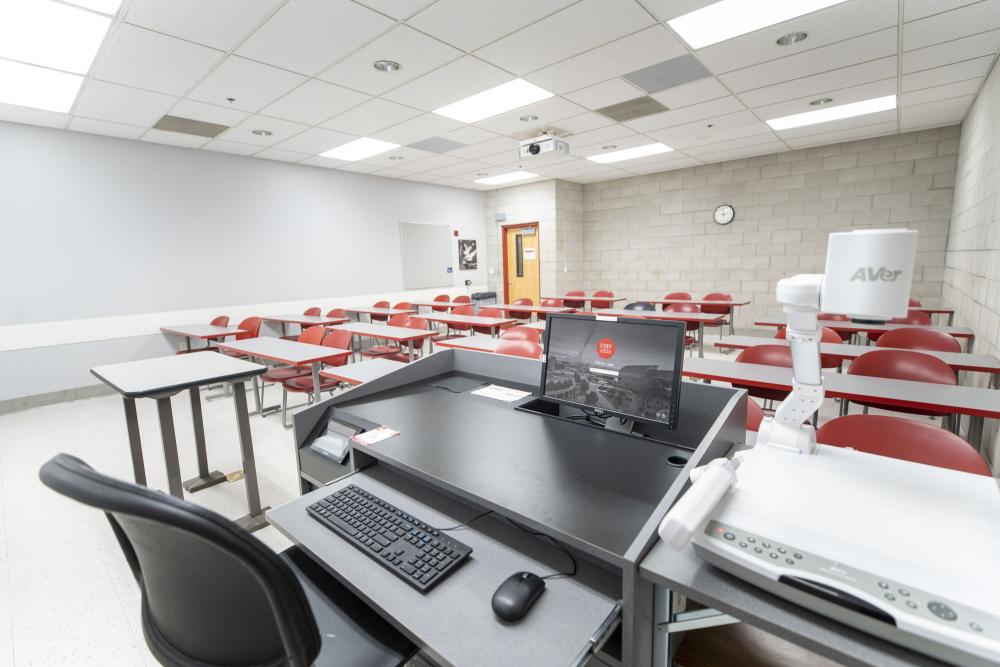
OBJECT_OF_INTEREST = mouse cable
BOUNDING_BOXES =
[500,517,577,580]
[432,509,493,531]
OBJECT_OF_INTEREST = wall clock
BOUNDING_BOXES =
[714,204,735,225]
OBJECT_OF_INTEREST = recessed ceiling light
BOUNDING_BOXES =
[0,59,83,113]
[434,79,553,123]
[587,143,673,164]
[0,1,112,74]
[388,155,404,160]
[320,137,400,161]
[602,145,618,150]
[373,60,401,73]
[474,171,538,186]
[767,95,896,130]
[809,97,833,106]
[668,0,849,49]
[520,114,538,122]
[776,31,808,46]
[251,129,273,136]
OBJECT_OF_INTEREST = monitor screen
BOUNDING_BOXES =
[541,314,685,428]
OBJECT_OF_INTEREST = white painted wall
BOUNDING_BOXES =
[0,121,486,401]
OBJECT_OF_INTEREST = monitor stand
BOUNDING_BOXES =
[518,397,645,440]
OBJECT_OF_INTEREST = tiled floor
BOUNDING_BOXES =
[0,345,948,666]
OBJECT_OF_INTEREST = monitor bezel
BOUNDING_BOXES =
[539,313,686,429]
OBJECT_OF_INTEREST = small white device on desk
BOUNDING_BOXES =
[659,229,1000,667]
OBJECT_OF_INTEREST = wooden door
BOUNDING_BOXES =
[503,224,540,304]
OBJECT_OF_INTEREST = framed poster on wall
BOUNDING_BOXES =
[458,239,478,270]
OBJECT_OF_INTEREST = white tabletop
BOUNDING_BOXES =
[435,337,504,352]
[345,306,418,316]
[644,299,750,306]
[263,314,350,326]
[683,358,1000,417]
[487,304,577,313]
[409,300,468,308]
[589,309,727,323]
[714,336,1000,373]
[216,337,351,365]
[422,313,517,327]
[92,353,265,398]
[329,322,436,341]
[319,358,407,385]
[755,319,974,337]
[160,324,245,339]
[544,295,626,304]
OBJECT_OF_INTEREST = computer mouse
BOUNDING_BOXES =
[491,571,545,622]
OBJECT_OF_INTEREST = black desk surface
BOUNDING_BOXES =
[334,372,734,565]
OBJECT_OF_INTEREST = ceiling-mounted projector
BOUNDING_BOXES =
[519,133,570,159]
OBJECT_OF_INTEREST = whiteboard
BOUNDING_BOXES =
[399,222,452,289]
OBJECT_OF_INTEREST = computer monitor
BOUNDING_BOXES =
[540,314,686,429]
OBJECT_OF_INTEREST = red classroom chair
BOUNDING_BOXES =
[436,304,474,341]
[432,295,451,312]
[867,310,932,343]
[326,308,346,319]
[734,345,793,403]
[665,303,700,351]
[473,307,508,336]
[539,298,563,320]
[495,339,543,359]
[746,399,764,433]
[876,328,961,353]
[818,312,853,341]
[500,326,541,344]
[845,349,956,419]
[282,307,321,339]
[908,297,922,307]
[370,300,390,323]
[452,295,471,305]
[702,292,734,338]
[363,313,412,357]
[279,332,352,427]
[775,326,846,369]
[563,291,586,309]
[220,317,262,359]
[661,292,692,311]
[260,326,327,405]
[510,297,533,322]
[591,290,615,309]
[816,415,989,475]
[381,317,431,363]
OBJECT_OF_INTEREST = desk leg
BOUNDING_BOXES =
[968,415,984,452]
[698,323,705,358]
[122,397,146,486]
[154,397,184,498]
[949,312,955,326]
[967,335,975,353]
[250,357,263,416]
[183,337,192,352]
[408,340,415,362]
[182,387,226,493]
[311,362,322,403]
[231,381,269,532]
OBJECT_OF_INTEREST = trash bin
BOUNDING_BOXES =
[471,291,496,314]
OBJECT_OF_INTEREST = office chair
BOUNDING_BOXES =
[845,350,957,422]
[39,454,416,667]
[624,301,655,311]
[875,327,961,353]
[590,290,615,309]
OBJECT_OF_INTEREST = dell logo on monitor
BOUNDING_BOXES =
[850,267,903,282]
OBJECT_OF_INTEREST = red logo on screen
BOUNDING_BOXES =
[596,338,616,359]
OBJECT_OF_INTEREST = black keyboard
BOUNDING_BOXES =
[307,484,472,593]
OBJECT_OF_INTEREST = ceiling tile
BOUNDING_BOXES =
[525,26,686,94]
[684,132,784,157]
[220,114,309,147]
[696,0,897,73]
[904,0,1000,50]
[774,109,898,139]
[783,120,897,148]
[737,57,897,107]
[0,103,67,128]
[273,126,357,154]
[901,55,994,92]
[553,111,615,135]
[299,155,350,170]
[899,96,971,130]
[564,79,646,110]
[902,30,1000,73]
[352,0,436,20]
[651,77,730,109]
[188,56,306,112]
[562,124,637,150]
[141,128,210,148]
[475,0,656,75]
[404,153,465,171]
[901,78,984,107]
[236,0,395,76]
[374,166,419,178]
[751,78,897,121]
[255,147,310,162]
[439,125,501,145]
[407,0,577,52]
[622,95,746,132]
[575,133,666,158]
[371,113,462,145]
[623,54,712,94]
[476,97,587,136]
[317,25,462,96]
[382,56,510,111]
[94,24,223,96]
[359,146,435,168]
[68,116,145,139]
[447,136,520,160]
[202,139,260,155]
[721,28,898,93]
[690,141,788,164]
[322,98,423,136]
[125,0,284,51]
[261,80,369,126]
[645,110,764,145]
[168,99,249,127]
[74,80,176,126]
[904,0,982,22]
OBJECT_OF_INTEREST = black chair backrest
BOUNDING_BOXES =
[39,454,320,667]
[624,301,655,311]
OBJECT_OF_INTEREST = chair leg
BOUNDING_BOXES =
[862,405,869,415]
[281,388,289,429]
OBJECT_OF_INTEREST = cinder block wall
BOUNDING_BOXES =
[945,59,1000,469]
[580,127,959,328]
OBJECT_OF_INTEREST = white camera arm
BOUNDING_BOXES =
[658,229,920,549]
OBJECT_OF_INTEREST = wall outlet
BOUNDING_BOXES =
[464,279,472,286]
[488,267,495,275]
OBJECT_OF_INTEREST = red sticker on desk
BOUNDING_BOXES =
[596,337,616,359]
[351,426,399,446]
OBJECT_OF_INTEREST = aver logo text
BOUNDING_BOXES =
[850,267,903,282]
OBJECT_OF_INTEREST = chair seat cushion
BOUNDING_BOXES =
[363,345,401,357]
[283,376,340,392]
[280,547,415,667]
[263,366,310,382]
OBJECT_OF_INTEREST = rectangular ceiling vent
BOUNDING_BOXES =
[596,97,668,122]
[152,115,229,138]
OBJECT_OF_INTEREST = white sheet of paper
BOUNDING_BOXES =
[471,384,531,402]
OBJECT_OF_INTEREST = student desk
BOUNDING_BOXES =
[754,319,975,351]
[912,306,956,325]
[421,312,517,338]
[160,323,245,351]
[275,350,746,666]
[643,299,750,337]
[544,295,627,307]
[682,357,1000,450]
[714,335,1000,384]
[215,337,351,407]
[409,300,469,312]
[263,314,351,337]
[487,303,577,321]
[328,322,436,362]
[90,353,269,531]
[319,358,407,386]
[434,336,506,354]
[585,309,728,358]
[345,306,418,322]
